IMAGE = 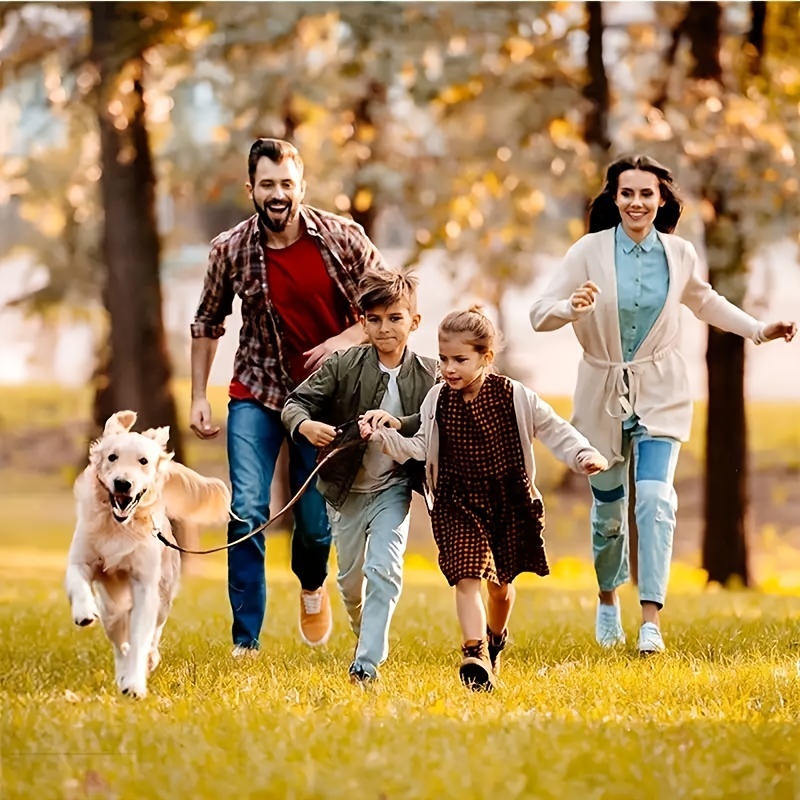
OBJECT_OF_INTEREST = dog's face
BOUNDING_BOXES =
[90,411,172,523]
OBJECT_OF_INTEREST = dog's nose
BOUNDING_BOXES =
[113,478,132,494]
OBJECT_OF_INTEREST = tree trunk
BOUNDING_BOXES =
[703,326,749,585]
[349,80,386,238]
[583,2,610,153]
[89,1,183,461]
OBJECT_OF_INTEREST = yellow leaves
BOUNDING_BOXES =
[548,117,578,148]
[520,189,546,217]
[444,220,461,239]
[567,218,584,242]
[353,188,372,212]
[506,36,534,65]
[439,84,474,105]
[19,201,66,238]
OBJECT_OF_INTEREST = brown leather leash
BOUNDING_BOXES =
[155,431,363,556]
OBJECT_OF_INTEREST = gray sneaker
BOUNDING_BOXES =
[595,602,626,648]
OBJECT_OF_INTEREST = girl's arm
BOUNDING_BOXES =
[527,389,607,473]
[370,387,435,463]
[529,239,597,332]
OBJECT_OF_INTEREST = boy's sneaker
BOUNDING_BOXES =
[299,585,332,647]
[231,644,259,659]
[637,622,665,655]
[596,602,626,648]
[487,627,508,675]
[459,639,496,692]
[348,661,378,686]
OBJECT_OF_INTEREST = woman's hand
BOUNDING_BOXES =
[761,321,797,343]
[569,281,601,311]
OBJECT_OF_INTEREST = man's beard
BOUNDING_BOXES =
[253,197,299,233]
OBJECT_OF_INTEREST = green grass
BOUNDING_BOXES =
[3,385,800,797]
[3,537,800,799]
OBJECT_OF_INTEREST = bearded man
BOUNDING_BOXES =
[190,138,387,655]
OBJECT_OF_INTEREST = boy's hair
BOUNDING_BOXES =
[438,305,499,354]
[358,270,419,314]
[248,138,304,183]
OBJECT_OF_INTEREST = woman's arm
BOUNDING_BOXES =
[680,241,796,342]
[529,239,597,332]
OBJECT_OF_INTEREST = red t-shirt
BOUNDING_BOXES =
[229,228,352,399]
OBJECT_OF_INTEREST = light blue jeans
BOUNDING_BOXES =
[589,422,680,608]
[328,483,411,674]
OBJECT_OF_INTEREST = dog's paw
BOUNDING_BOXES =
[118,676,148,698]
[71,601,99,627]
[147,649,161,676]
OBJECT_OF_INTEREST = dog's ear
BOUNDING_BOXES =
[141,426,170,449]
[104,410,137,436]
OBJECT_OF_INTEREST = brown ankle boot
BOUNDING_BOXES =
[459,639,496,692]
[487,627,508,675]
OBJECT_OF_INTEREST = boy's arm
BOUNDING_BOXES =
[527,389,607,474]
[396,358,440,436]
[281,354,341,443]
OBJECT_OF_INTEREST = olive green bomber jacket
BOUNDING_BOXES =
[281,344,438,510]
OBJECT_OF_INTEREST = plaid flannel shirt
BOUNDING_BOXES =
[190,205,388,411]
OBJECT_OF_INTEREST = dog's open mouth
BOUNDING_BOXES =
[108,491,144,523]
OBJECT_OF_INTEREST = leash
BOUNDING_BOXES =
[155,429,364,556]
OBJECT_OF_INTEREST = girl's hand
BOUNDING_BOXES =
[569,281,601,311]
[762,321,797,343]
[578,451,608,475]
[359,410,401,437]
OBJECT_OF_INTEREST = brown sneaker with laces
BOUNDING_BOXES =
[487,627,508,675]
[459,638,496,692]
[299,585,332,647]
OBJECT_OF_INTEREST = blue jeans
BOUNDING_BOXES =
[328,483,411,675]
[588,422,680,608]
[227,399,331,649]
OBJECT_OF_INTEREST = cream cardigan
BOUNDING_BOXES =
[373,379,601,503]
[529,228,766,465]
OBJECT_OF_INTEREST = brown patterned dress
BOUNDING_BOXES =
[431,373,548,586]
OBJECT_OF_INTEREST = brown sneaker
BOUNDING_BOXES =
[487,627,508,675]
[459,639,496,692]
[299,585,333,647]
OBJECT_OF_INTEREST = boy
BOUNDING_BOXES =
[282,271,437,684]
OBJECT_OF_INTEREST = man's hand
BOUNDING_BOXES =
[762,321,797,343]
[578,450,608,475]
[358,410,401,439]
[298,420,338,448]
[303,325,366,373]
[190,398,221,440]
[569,281,601,311]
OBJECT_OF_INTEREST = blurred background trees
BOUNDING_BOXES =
[1,1,799,584]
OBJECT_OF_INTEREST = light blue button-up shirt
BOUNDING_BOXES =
[615,225,669,427]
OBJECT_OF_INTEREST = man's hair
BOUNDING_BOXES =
[358,270,419,315]
[248,138,304,183]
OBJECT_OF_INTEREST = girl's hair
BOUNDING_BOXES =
[587,154,683,234]
[438,305,497,354]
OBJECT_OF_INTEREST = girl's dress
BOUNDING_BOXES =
[431,373,548,585]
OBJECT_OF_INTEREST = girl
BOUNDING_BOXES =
[530,155,796,654]
[361,307,607,691]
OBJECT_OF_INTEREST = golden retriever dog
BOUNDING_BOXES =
[65,410,230,697]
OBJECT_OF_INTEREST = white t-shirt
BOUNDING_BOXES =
[350,362,406,493]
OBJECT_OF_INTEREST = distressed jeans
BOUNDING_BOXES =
[328,483,411,674]
[227,399,331,649]
[588,422,680,608]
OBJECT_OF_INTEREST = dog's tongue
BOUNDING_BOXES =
[113,493,133,511]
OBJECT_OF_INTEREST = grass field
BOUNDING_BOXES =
[3,385,800,798]
[3,525,800,799]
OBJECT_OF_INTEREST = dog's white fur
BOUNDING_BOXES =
[65,410,230,697]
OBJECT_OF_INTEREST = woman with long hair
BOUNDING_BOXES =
[530,155,796,654]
